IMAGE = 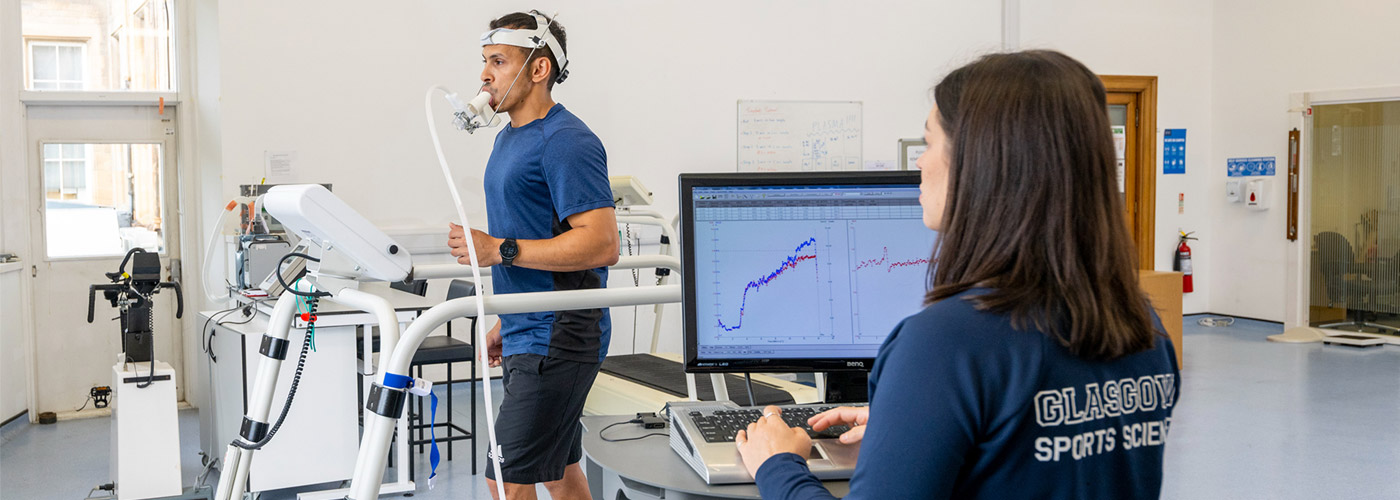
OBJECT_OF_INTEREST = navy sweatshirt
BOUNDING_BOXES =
[755,289,1180,499]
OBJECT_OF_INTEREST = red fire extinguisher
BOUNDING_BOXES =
[1174,231,1197,293]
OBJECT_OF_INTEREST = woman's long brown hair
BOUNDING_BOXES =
[926,50,1158,361]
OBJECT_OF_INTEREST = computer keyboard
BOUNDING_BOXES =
[683,403,867,443]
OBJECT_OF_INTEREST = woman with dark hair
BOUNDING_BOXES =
[735,50,1180,499]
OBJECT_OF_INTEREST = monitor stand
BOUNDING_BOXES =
[824,372,869,404]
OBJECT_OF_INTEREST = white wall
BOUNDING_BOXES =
[1207,0,1400,321]
[1,0,34,421]
[187,0,1400,357]
[1019,0,1217,314]
[6,0,1389,416]
[0,266,29,421]
[202,0,1003,355]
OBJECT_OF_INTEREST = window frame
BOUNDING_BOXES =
[33,136,173,261]
[17,0,179,101]
[25,39,87,91]
[40,142,93,202]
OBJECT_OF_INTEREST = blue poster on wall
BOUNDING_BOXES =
[1163,129,1186,175]
[1227,157,1276,177]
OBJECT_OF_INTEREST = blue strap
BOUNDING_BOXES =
[382,372,440,488]
[428,390,441,488]
[382,372,412,389]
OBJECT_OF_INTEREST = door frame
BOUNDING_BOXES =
[24,104,184,414]
[1284,86,1400,330]
[1101,75,1159,270]
[6,0,200,420]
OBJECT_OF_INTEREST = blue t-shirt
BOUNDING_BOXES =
[483,103,613,363]
[756,289,1180,499]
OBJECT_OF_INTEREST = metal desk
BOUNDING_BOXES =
[581,415,850,500]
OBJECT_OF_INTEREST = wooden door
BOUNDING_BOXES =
[1101,75,1159,270]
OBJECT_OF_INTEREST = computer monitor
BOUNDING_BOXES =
[680,171,937,374]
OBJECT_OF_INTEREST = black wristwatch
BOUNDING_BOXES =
[499,238,519,267]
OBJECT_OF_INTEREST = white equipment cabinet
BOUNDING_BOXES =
[198,283,435,497]
[200,310,360,493]
[112,361,182,500]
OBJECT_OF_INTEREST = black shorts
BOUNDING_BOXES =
[485,353,601,484]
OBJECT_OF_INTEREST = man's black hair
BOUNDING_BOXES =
[489,12,567,90]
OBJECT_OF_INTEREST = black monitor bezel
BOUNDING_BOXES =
[679,171,924,374]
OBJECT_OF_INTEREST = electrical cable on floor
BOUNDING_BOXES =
[86,484,114,499]
[1197,317,1236,327]
[195,452,218,488]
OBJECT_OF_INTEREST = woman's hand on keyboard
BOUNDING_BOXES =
[809,406,869,444]
[735,406,813,479]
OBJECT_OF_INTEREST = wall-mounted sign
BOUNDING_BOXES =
[1227,156,1276,177]
[1163,129,1186,175]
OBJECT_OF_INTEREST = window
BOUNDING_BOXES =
[21,0,175,92]
[28,41,85,90]
[42,143,166,258]
[42,143,89,201]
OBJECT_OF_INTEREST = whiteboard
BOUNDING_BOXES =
[737,100,862,172]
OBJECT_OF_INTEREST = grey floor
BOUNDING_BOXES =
[1161,315,1399,500]
[3,314,1398,499]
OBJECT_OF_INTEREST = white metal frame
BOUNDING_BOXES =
[1281,86,1400,341]
[212,255,683,500]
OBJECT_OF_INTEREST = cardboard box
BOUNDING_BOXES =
[1139,271,1184,366]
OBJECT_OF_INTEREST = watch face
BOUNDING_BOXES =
[501,239,519,259]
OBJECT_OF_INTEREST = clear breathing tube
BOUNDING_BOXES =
[202,200,238,304]
[416,17,557,492]
[425,85,507,499]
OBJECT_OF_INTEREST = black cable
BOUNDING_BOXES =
[86,483,114,499]
[137,305,157,389]
[233,296,319,450]
[745,372,756,407]
[203,299,268,363]
[201,305,243,358]
[275,252,330,298]
[205,308,248,363]
[599,420,667,443]
[222,309,259,326]
[625,223,639,355]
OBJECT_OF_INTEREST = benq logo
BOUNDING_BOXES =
[846,361,864,368]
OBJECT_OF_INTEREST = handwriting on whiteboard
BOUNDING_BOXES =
[738,101,862,172]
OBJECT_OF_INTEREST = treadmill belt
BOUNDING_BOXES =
[600,354,796,406]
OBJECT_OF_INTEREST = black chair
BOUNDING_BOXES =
[1314,232,1399,334]
[359,279,481,476]
[1370,249,1400,329]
